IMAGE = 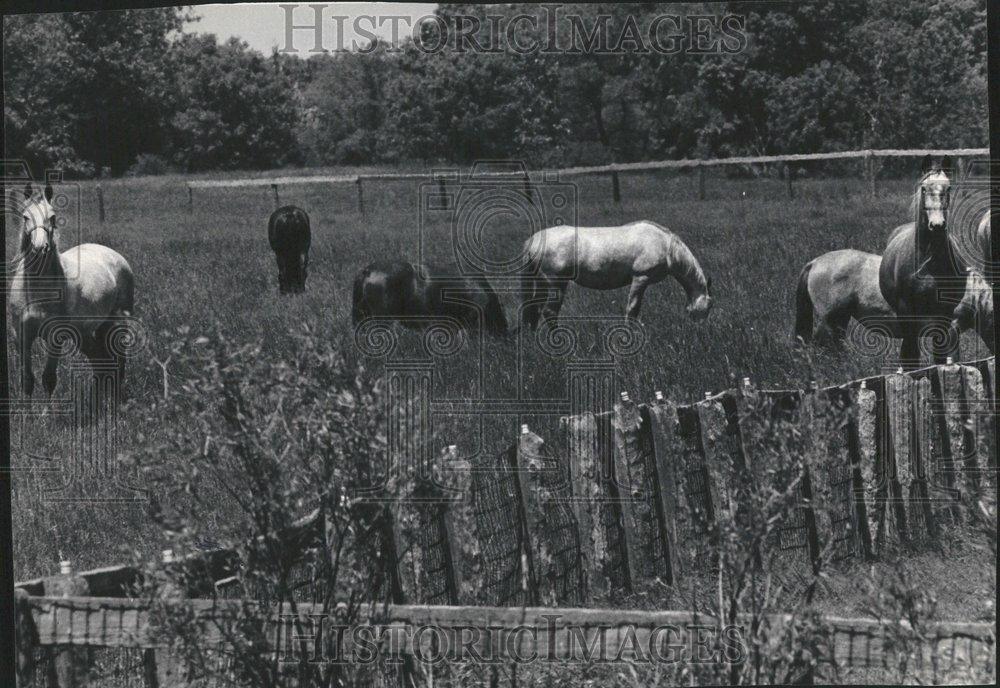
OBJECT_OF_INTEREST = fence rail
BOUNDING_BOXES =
[176,146,991,216]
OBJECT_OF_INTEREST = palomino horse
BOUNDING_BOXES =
[351,260,508,337]
[519,220,712,328]
[8,184,135,397]
[794,249,896,345]
[268,205,311,294]
[879,156,967,367]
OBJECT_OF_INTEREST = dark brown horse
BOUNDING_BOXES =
[879,156,967,367]
[268,205,311,294]
[351,261,508,337]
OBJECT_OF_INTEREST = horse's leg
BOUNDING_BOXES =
[520,273,540,331]
[539,279,567,326]
[19,318,38,398]
[899,332,921,371]
[41,351,59,397]
[625,276,651,321]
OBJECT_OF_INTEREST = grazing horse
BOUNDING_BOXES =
[8,184,135,397]
[794,249,897,345]
[268,205,311,294]
[351,260,508,336]
[879,156,967,367]
[519,220,712,328]
[952,269,994,354]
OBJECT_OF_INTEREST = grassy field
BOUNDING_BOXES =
[8,165,994,622]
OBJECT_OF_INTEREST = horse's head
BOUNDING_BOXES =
[20,183,56,257]
[686,273,713,321]
[917,155,953,234]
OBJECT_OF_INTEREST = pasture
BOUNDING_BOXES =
[8,165,994,620]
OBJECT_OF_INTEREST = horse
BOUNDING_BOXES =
[879,155,967,367]
[351,260,509,337]
[794,249,897,345]
[268,205,311,294]
[519,220,712,329]
[7,184,135,398]
[952,268,994,354]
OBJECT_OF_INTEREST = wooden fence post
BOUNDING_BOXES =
[523,176,534,204]
[644,394,684,585]
[187,185,193,215]
[143,549,188,688]
[14,588,38,686]
[565,413,610,603]
[785,163,795,199]
[356,178,365,217]
[698,164,706,201]
[96,185,105,223]
[515,425,585,606]
[864,150,876,197]
[44,560,93,687]
[271,183,280,210]
[610,170,621,204]
[611,393,669,590]
[852,380,879,559]
[437,177,448,209]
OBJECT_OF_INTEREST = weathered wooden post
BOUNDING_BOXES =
[610,391,660,589]
[785,163,795,199]
[96,185,105,224]
[610,170,622,204]
[523,175,534,204]
[14,588,38,686]
[565,412,610,602]
[437,176,448,209]
[515,424,584,606]
[865,150,876,197]
[143,549,188,688]
[698,163,706,200]
[356,177,365,216]
[645,391,684,584]
[271,183,280,210]
[45,560,93,686]
[187,185,193,215]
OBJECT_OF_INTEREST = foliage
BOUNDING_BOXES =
[132,326,393,686]
[3,3,987,176]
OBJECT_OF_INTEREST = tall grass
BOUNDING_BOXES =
[8,166,993,613]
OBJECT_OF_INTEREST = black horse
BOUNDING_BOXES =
[268,205,311,294]
[351,261,509,337]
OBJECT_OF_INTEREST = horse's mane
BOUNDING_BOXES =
[645,221,709,291]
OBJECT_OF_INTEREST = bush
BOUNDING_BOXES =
[126,153,176,177]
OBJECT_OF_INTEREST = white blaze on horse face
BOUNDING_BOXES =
[23,196,55,251]
[921,171,950,231]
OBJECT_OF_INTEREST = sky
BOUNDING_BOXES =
[190,3,436,55]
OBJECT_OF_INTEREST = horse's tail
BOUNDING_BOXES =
[794,261,814,344]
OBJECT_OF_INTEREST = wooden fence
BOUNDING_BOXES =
[13,594,996,686]
[173,147,990,218]
[14,356,997,685]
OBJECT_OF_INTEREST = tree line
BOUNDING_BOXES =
[3,2,987,178]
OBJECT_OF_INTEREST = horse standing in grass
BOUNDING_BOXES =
[268,205,311,294]
[794,249,897,345]
[519,220,712,328]
[879,156,967,367]
[8,184,135,398]
[351,260,509,337]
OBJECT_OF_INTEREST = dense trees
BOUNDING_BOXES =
[2,3,988,177]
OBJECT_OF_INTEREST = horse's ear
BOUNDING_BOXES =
[44,184,54,202]
[940,156,953,177]
[919,154,933,175]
